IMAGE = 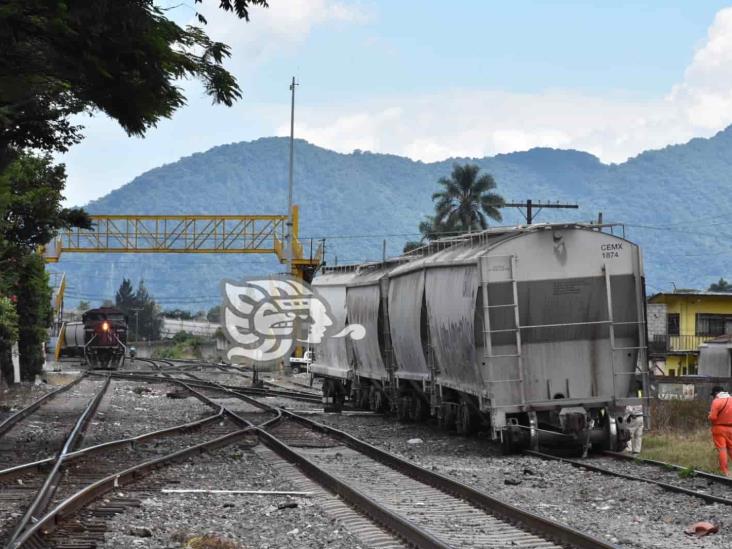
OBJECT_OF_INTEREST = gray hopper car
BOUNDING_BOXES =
[309,223,648,453]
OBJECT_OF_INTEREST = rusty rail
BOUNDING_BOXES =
[7,375,111,548]
[0,373,86,438]
[0,409,225,482]
[526,449,732,507]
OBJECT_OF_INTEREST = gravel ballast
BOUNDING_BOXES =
[97,442,370,549]
[311,411,732,549]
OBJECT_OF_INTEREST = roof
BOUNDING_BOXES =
[649,291,732,302]
[701,334,732,346]
[403,222,625,257]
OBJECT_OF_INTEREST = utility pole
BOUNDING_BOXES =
[130,307,143,341]
[286,76,298,276]
[284,77,298,373]
[502,199,579,224]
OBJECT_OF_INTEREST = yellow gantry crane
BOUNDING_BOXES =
[44,205,322,279]
[44,206,323,360]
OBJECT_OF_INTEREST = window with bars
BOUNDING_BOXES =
[667,313,680,336]
[695,314,732,336]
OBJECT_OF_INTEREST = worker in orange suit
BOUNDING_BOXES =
[709,386,732,477]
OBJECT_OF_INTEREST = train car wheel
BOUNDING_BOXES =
[359,389,370,410]
[438,403,457,430]
[456,403,477,435]
[368,387,383,412]
[409,396,426,421]
[397,396,411,422]
[501,428,515,455]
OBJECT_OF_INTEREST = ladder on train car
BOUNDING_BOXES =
[603,264,648,406]
[478,254,526,405]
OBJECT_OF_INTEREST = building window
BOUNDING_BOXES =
[696,314,732,337]
[667,313,680,336]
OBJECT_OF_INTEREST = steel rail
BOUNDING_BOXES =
[10,428,258,548]
[0,409,225,482]
[19,373,450,549]
[171,377,455,548]
[96,370,321,403]
[278,411,614,549]
[192,383,615,549]
[9,375,269,548]
[601,450,732,486]
[155,358,322,397]
[255,427,452,549]
[208,362,321,396]
[11,370,604,549]
[6,375,111,548]
[526,450,732,507]
[178,369,320,400]
[0,373,86,438]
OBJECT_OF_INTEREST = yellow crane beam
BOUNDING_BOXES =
[44,205,322,278]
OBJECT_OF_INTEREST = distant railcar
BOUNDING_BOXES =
[82,307,127,368]
[60,307,128,369]
[309,223,648,453]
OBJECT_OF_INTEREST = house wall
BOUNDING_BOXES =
[657,295,732,336]
[647,303,667,339]
[648,294,732,375]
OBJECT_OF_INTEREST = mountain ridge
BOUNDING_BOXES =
[56,129,732,309]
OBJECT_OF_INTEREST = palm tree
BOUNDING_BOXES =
[709,278,732,292]
[432,163,504,232]
[402,215,458,253]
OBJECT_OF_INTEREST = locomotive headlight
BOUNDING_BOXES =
[102,321,110,332]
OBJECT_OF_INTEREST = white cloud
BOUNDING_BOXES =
[197,0,371,63]
[60,5,732,207]
[282,7,732,164]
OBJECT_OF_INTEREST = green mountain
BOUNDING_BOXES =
[56,129,732,310]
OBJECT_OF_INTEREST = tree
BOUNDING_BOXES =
[402,241,421,253]
[77,300,90,312]
[0,153,91,260]
[432,164,504,232]
[114,278,161,340]
[14,254,51,380]
[0,295,19,384]
[0,0,268,160]
[709,278,732,292]
[163,308,194,320]
[115,278,136,312]
[403,164,504,252]
[1,1,268,380]
[207,305,222,323]
[134,280,161,341]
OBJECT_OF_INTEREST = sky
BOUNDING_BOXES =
[60,1,732,207]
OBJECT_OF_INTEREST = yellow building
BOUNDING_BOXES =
[648,292,732,375]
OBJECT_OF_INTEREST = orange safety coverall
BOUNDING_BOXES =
[709,393,732,474]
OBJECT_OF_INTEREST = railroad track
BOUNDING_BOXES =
[1,375,261,549]
[2,364,613,548]
[1,375,111,548]
[129,358,322,403]
[526,449,732,507]
[0,377,103,471]
[153,357,322,397]
[0,376,86,439]
[173,380,616,549]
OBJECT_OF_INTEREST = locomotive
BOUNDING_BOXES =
[60,307,128,369]
[309,223,648,454]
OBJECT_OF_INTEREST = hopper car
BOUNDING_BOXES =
[59,307,128,369]
[309,223,649,453]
